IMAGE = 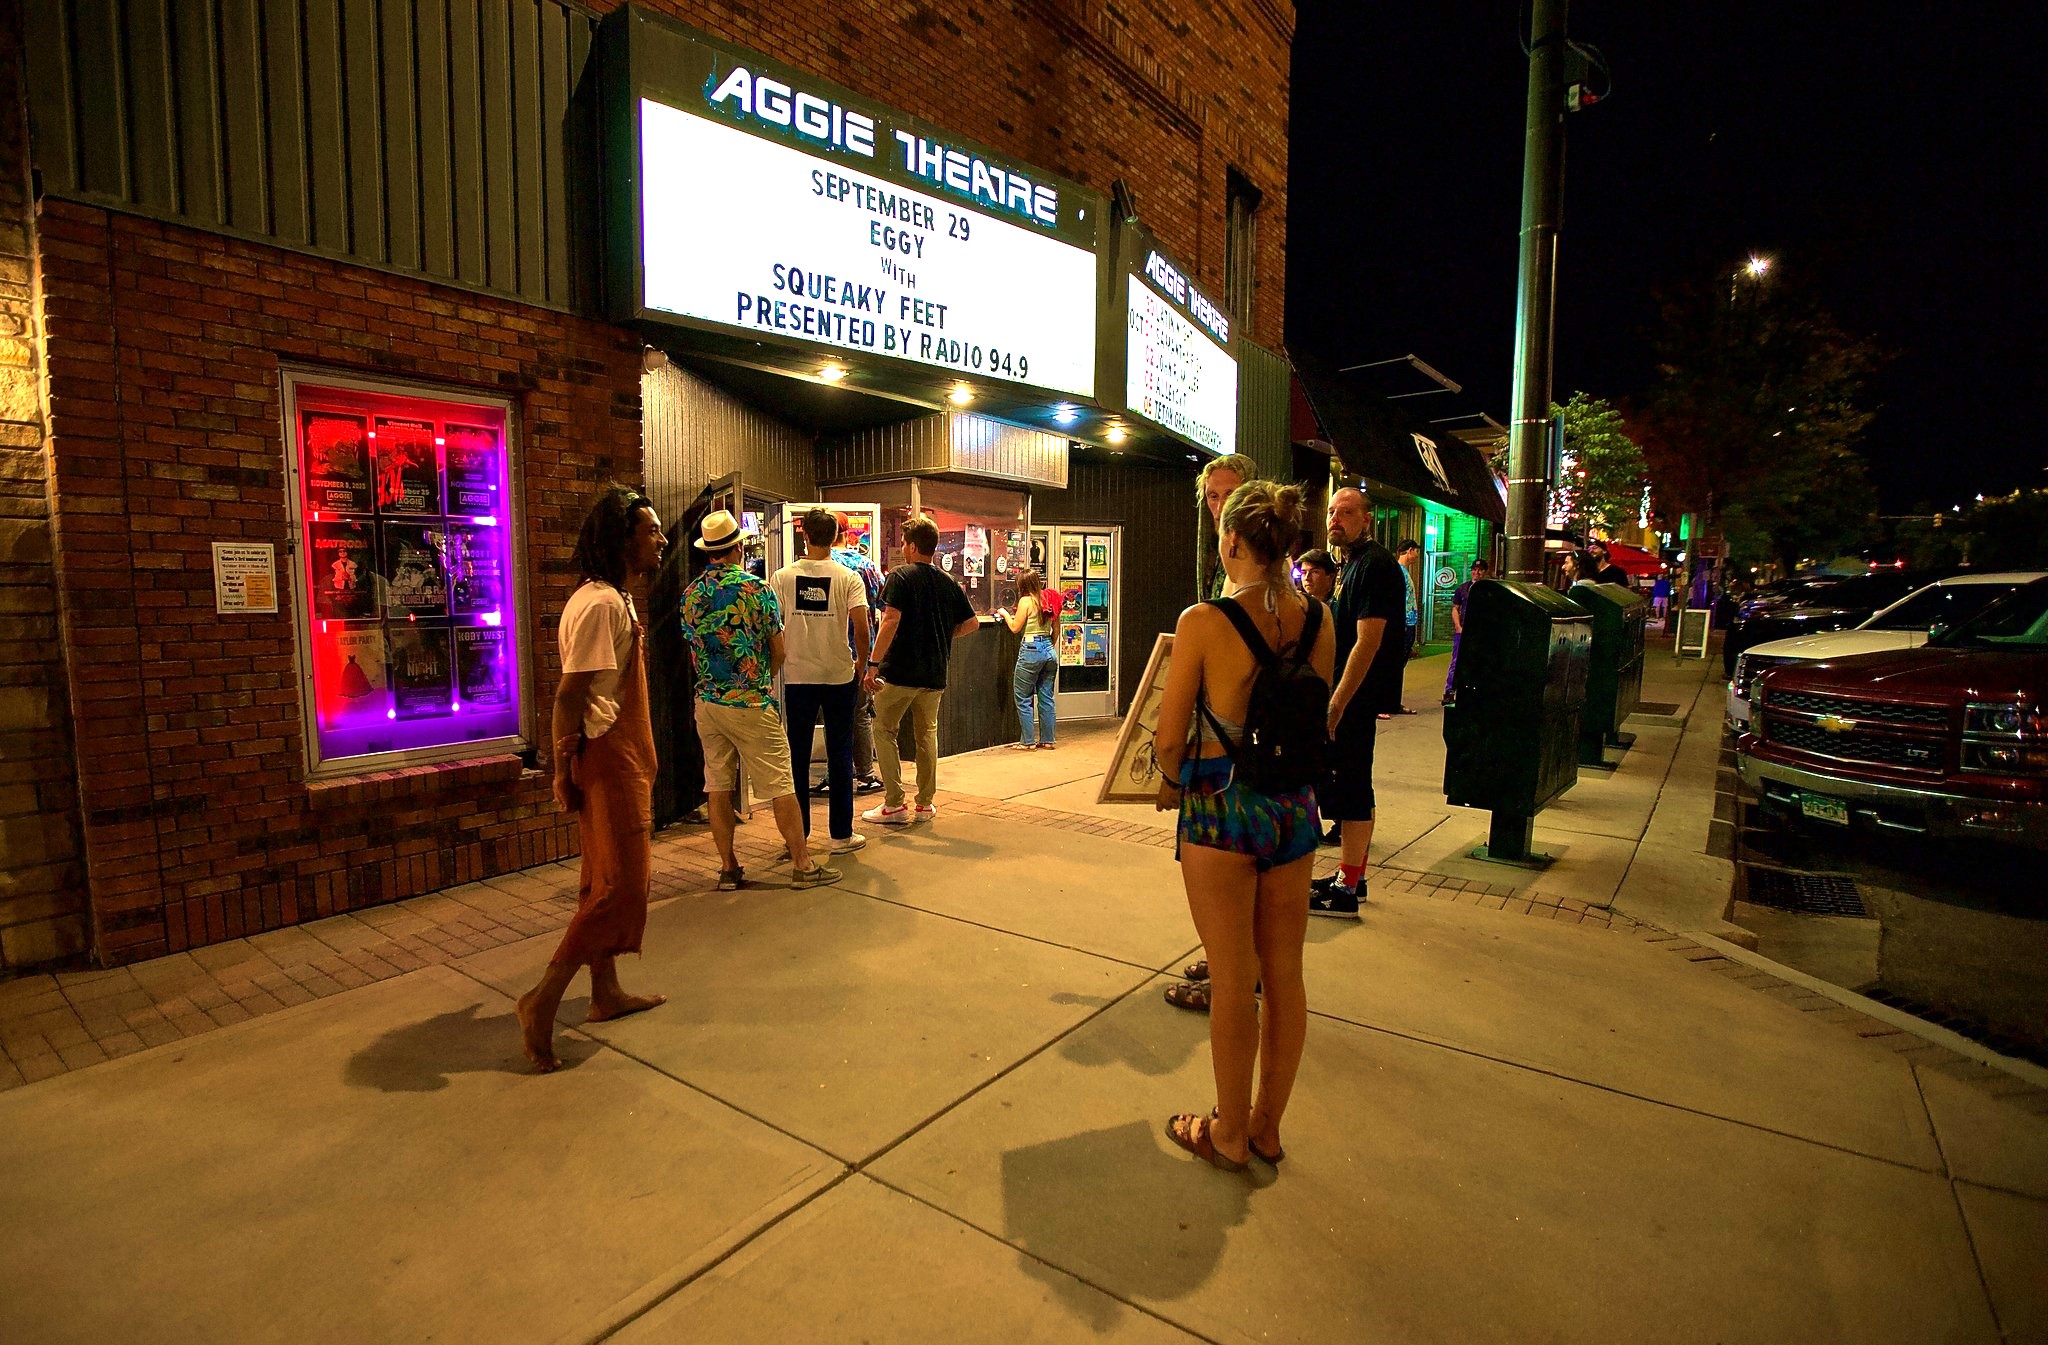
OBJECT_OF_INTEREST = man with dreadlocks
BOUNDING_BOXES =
[515,484,669,1073]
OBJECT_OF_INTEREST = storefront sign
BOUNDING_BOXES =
[613,14,1103,399]
[1117,224,1237,455]
[211,543,277,614]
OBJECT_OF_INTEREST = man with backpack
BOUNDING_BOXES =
[1313,487,1408,918]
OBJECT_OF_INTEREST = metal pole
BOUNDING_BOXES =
[1504,0,1569,582]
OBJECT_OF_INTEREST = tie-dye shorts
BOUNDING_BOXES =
[1176,754,1321,872]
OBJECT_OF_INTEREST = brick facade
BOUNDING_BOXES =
[36,203,644,964]
[0,1,87,971]
[10,0,1293,967]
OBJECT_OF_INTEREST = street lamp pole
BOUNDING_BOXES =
[1504,0,1570,582]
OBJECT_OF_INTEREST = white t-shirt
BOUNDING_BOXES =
[770,557,867,686]
[559,582,636,738]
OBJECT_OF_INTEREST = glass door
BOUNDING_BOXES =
[1030,524,1120,719]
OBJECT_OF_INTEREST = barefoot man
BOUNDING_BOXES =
[517,485,669,1072]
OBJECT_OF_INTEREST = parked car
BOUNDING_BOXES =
[1727,571,2047,729]
[1736,577,2048,849]
[1722,569,1931,677]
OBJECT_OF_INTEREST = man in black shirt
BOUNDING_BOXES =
[1313,486,1408,918]
[862,515,980,827]
[1588,541,1629,587]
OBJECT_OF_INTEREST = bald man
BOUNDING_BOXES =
[1313,486,1407,918]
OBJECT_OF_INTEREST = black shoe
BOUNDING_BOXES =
[1308,874,1362,919]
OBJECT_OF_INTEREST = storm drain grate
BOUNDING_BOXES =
[1742,867,1871,918]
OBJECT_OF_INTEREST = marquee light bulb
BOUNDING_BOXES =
[948,383,974,406]
[819,364,848,383]
[1106,426,1128,445]
[1052,404,1079,425]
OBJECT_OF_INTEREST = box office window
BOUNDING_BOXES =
[283,374,527,775]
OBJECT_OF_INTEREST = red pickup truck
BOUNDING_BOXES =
[1736,577,2048,849]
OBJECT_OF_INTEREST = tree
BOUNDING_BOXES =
[1488,392,1649,537]
[1635,264,1886,570]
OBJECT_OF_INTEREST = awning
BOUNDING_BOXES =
[1287,348,1506,526]
[1604,541,1668,578]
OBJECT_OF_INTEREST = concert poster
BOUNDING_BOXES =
[1082,624,1111,667]
[388,624,453,720]
[456,626,511,706]
[374,417,441,515]
[1084,579,1110,621]
[1058,622,1086,667]
[308,519,379,620]
[445,423,499,514]
[381,522,448,619]
[1059,536,1084,579]
[302,411,372,514]
[446,524,505,616]
[1060,581,1083,618]
[1085,536,1111,577]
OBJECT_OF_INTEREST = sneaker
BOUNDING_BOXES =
[854,775,885,794]
[913,804,937,823]
[829,833,867,853]
[716,866,745,892]
[1308,874,1362,919]
[863,803,914,826]
[790,861,842,888]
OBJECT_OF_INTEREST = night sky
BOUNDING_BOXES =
[1285,1,2044,513]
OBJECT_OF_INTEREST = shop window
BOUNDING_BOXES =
[822,477,1029,618]
[1225,168,1263,326]
[283,372,526,776]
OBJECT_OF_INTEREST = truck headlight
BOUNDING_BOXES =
[1960,742,2048,774]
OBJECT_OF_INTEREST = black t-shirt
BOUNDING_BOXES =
[879,562,977,689]
[1594,562,1628,586]
[1333,541,1409,715]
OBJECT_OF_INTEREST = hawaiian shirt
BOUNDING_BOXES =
[832,544,886,652]
[680,563,782,708]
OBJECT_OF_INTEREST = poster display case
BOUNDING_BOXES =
[1031,523,1120,717]
[284,374,526,774]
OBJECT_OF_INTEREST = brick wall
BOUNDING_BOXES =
[619,0,1295,349]
[37,203,646,965]
[0,0,87,970]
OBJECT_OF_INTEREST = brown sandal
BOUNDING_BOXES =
[1163,980,1211,1013]
[1181,959,1209,981]
[1165,1112,1249,1172]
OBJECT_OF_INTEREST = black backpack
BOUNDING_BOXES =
[1197,598,1328,793]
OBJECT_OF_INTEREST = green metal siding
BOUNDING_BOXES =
[1236,339,1293,485]
[23,0,597,311]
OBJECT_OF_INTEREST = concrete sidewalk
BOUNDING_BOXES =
[4,644,2046,1344]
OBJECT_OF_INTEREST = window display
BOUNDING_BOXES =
[288,378,524,772]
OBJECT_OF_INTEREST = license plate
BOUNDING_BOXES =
[1799,792,1850,826]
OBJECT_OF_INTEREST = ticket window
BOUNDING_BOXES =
[1029,525,1120,719]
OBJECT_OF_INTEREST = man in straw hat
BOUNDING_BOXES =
[679,508,842,892]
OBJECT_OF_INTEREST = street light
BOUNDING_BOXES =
[1746,256,1771,278]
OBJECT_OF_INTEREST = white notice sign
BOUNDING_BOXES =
[640,98,1098,398]
[212,542,277,614]
[1126,275,1237,455]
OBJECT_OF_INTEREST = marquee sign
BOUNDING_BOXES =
[606,10,1103,400]
[1116,223,1237,456]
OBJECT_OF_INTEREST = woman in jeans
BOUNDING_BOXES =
[1152,481,1333,1171]
[998,570,1058,749]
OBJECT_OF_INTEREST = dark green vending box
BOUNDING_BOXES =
[1566,581,1648,766]
[1443,580,1592,861]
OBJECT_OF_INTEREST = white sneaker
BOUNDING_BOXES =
[863,803,914,826]
[913,804,937,823]
[829,833,868,853]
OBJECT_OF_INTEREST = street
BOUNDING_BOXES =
[4,648,2043,1344]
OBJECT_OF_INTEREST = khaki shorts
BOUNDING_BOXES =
[695,700,796,801]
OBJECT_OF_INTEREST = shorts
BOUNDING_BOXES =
[1320,705,1378,821]
[1176,755,1321,872]
[695,700,796,800]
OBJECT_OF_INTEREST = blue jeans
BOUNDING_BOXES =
[783,677,857,839]
[1013,637,1057,745]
